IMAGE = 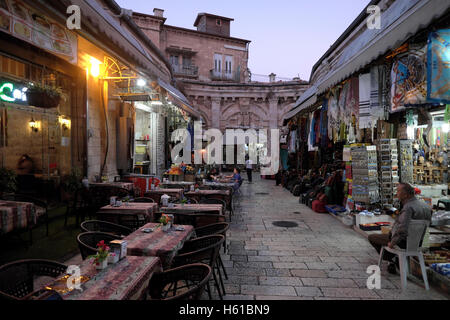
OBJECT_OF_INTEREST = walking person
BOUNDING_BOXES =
[245,156,253,183]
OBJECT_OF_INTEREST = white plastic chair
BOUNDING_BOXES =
[378,220,430,291]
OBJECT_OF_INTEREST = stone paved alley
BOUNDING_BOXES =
[219,175,449,300]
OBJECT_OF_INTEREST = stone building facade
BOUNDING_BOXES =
[133,9,309,133]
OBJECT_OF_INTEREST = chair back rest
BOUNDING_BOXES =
[407,220,430,252]
[133,197,155,203]
[174,235,224,267]
[77,232,118,260]
[80,220,132,236]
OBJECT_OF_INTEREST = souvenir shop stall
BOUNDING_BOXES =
[288,26,450,235]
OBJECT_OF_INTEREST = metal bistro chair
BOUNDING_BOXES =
[0,259,67,300]
[199,197,230,221]
[80,220,132,238]
[171,235,225,300]
[147,263,212,300]
[76,232,118,260]
[132,197,155,203]
[378,220,430,291]
[173,212,225,229]
[194,223,230,279]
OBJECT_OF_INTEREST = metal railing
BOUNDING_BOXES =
[210,70,240,82]
[172,64,198,77]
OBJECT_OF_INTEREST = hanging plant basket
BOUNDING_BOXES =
[27,91,61,109]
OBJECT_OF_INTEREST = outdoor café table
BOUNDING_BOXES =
[44,256,162,300]
[123,222,195,268]
[160,203,224,215]
[160,181,195,191]
[0,200,36,235]
[97,202,159,224]
[89,181,134,191]
[144,188,184,202]
[203,181,235,188]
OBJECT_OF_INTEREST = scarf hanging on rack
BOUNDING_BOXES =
[359,73,371,129]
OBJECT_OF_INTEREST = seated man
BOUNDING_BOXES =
[225,167,242,191]
[205,167,219,182]
[368,183,432,274]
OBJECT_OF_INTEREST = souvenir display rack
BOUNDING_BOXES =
[351,145,379,204]
[378,139,399,206]
[399,139,414,184]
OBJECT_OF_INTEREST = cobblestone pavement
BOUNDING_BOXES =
[218,175,449,300]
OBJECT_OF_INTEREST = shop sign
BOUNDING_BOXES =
[0,79,28,105]
[0,0,77,64]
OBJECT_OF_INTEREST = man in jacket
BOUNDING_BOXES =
[368,183,432,274]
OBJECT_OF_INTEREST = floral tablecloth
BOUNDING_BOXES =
[98,203,158,219]
[144,189,184,203]
[0,201,36,234]
[123,223,194,268]
[56,256,162,300]
[160,204,224,215]
[89,182,134,191]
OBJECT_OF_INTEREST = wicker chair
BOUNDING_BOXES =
[132,197,155,203]
[76,232,118,260]
[148,263,212,300]
[199,198,230,221]
[80,220,132,237]
[173,212,225,229]
[171,235,225,300]
[0,259,67,300]
[194,223,230,281]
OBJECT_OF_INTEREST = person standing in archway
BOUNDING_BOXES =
[245,156,253,184]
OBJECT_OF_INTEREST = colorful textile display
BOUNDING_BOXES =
[390,44,427,112]
[427,29,450,104]
[359,73,371,129]
[347,77,359,124]
[320,100,328,148]
[370,65,388,123]
[339,80,351,123]
[327,89,339,140]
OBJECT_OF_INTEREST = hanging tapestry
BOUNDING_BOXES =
[346,77,359,125]
[320,99,328,148]
[390,44,427,112]
[427,29,450,104]
[338,80,350,123]
[359,73,371,129]
[379,64,390,120]
[327,88,339,140]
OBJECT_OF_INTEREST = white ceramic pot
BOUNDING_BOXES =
[96,259,108,270]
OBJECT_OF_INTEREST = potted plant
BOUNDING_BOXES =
[0,167,17,197]
[180,197,188,207]
[26,82,64,109]
[61,167,82,202]
[88,240,110,270]
[159,214,172,232]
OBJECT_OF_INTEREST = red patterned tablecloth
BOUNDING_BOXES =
[144,189,184,203]
[0,201,36,234]
[124,223,194,268]
[89,182,134,191]
[160,204,224,215]
[97,203,158,222]
[56,256,162,300]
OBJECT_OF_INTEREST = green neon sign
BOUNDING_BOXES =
[0,83,15,102]
[0,80,28,104]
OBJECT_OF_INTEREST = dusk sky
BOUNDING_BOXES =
[116,0,370,82]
